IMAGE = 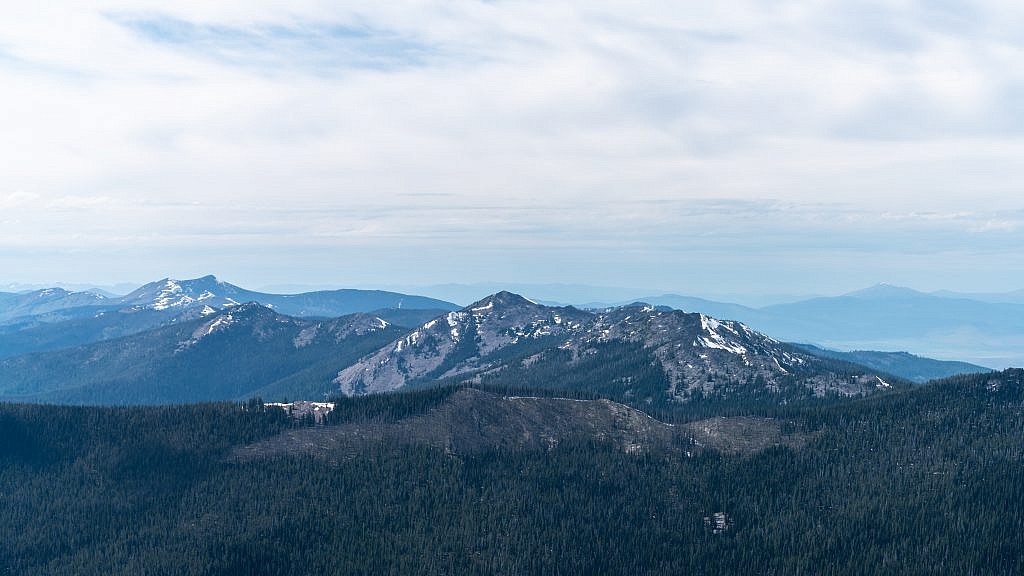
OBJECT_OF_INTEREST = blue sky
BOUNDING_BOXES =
[2,1,1024,298]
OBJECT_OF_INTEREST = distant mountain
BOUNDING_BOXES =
[795,344,991,383]
[0,304,404,404]
[0,306,212,360]
[0,276,458,326]
[116,276,254,310]
[754,286,1024,368]
[0,288,109,324]
[0,281,138,295]
[843,283,928,300]
[597,284,1024,369]
[387,282,655,307]
[621,294,761,321]
[118,276,460,317]
[0,276,458,359]
[931,288,1024,305]
[334,292,899,411]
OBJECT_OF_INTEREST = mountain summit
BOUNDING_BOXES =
[120,276,250,311]
[843,283,928,300]
[335,292,895,405]
[112,276,459,317]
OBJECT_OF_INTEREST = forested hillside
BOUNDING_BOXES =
[2,370,1022,575]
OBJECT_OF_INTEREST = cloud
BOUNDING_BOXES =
[0,1,1023,292]
[108,14,439,73]
[0,190,39,209]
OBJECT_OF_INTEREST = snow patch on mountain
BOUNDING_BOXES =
[447,311,462,340]
[333,292,892,402]
[151,280,187,310]
[175,312,236,352]
[204,315,233,336]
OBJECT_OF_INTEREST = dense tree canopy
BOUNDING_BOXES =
[1,370,1022,574]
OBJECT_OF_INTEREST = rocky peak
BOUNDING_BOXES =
[466,291,540,312]
[119,275,250,311]
[225,301,276,318]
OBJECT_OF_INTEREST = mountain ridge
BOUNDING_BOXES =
[590,284,1024,369]
[0,275,459,360]
[333,292,903,408]
[116,276,460,317]
[795,344,991,383]
[0,304,403,405]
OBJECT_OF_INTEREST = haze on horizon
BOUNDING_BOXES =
[3,2,1024,296]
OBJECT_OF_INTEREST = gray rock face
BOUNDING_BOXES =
[333,293,893,402]
[333,292,591,395]
[576,305,809,398]
[293,314,392,348]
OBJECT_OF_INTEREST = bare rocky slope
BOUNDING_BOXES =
[233,387,807,460]
[333,292,899,406]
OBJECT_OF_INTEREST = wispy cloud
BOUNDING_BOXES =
[109,14,439,73]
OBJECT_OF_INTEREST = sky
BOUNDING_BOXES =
[2,1,1024,299]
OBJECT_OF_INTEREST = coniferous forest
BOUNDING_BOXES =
[1,370,1022,575]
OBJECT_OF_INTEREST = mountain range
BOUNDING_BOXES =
[0,276,998,407]
[0,275,457,359]
[0,275,457,320]
[3,278,1020,573]
[590,284,1024,369]
[0,289,902,409]
[0,304,403,404]
[333,292,900,410]
[793,344,989,384]
[6,276,1017,368]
